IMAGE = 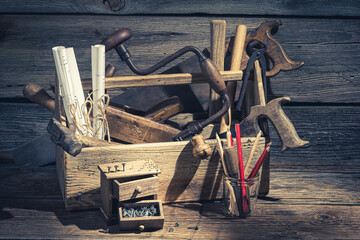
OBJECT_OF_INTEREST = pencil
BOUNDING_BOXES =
[247,142,272,179]
[215,133,229,176]
[235,124,245,180]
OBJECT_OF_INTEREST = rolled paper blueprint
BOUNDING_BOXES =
[52,46,87,135]
[91,44,106,139]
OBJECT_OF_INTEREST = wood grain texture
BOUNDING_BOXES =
[60,138,264,210]
[1,0,359,17]
[60,138,265,210]
[0,103,52,151]
[0,16,359,104]
[209,20,226,116]
[0,161,359,239]
[2,104,360,172]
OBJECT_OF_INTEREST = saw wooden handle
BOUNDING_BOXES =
[240,97,310,152]
[240,20,304,77]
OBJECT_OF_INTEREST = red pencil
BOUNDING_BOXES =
[247,142,272,179]
[235,124,247,212]
[235,124,245,180]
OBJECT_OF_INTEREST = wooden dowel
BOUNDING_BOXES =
[209,20,226,117]
[215,133,229,176]
[244,131,262,175]
[223,147,239,178]
[80,71,243,91]
[224,179,240,216]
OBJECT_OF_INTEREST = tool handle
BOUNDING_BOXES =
[200,58,226,95]
[101,28,132,52]
[220,25,247,134]
[242,20,304,77]
[23,82,55,113]
[240,97,310,152]
[191,134,212,159]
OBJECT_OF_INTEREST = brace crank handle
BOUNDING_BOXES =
[200,58,227,94]
[100,28,132,52]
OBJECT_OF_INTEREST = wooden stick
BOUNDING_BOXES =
[219,25,247,134]
[209,20,226,117]
[253,60,266,106]
[224,179,240,216]
[244,131,262,175]
[226,130,232,147]
[223,147,239,178]
[81,71,243,91]
[215,133,229,176]
[243,58,267,175]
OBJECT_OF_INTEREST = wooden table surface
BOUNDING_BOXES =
[0,153,359,239]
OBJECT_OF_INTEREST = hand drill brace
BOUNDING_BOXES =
[101,28,230,141]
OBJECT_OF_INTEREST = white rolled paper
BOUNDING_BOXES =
[91,44,106,139]
[52,46,87,135]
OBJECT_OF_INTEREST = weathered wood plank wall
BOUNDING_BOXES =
[0,1,359,239]
[1,3,359,167]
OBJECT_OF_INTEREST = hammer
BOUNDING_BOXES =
[47,118,120,156]
[24,83,210,158]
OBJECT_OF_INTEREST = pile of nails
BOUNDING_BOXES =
[122,205,158,218]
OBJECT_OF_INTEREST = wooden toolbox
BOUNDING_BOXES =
[54,84,266,211]
[54,22,268,211]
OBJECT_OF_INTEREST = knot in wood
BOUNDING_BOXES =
[103,0,125,11]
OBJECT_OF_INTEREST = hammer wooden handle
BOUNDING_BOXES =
[23,83,55,113]
[220,25,247,134]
